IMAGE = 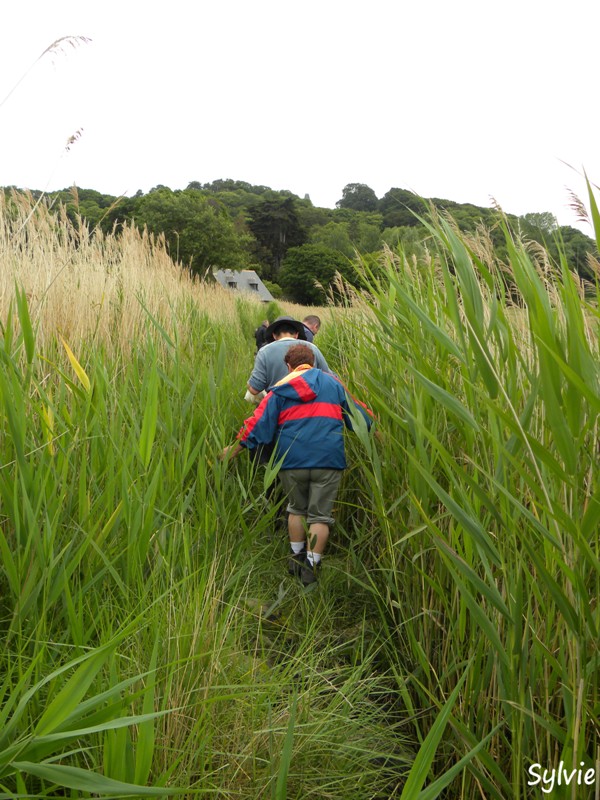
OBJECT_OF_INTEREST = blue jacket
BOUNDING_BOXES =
[238,367,373,470]
[302,324,314,343]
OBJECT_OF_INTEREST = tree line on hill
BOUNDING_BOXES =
[3,180,597,305]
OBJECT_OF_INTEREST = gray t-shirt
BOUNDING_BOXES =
[247,338,330,392]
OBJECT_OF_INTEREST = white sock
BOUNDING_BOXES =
[306,552,321,566]
[290,541,306,554]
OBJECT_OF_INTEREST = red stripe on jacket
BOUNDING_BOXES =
[278,402,343,424]
[291,375,317,402]
[237,391,273,441]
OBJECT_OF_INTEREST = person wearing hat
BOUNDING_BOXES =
[246,316,330,399]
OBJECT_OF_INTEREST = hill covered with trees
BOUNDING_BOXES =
[2,179,597,304]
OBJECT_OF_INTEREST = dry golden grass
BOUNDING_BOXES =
[0,190,264,354]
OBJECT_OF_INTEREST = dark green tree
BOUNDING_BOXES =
[336,183,379,212]
[199,178,271,195]
[381,225,428,261]
[550,226,598,282]
[279,243,357,305]
[310,215,383,257]
[378,188,424,227]
[521,211,558,234]
[247,196,306,277]
[310,221,354,257]
[135,188,248,274]
[296,199,332,230]
[99,193,140,233]
[49,187,121,230]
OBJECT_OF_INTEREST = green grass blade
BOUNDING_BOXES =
[584,171,600,248]
[34,648,112,737]
[11,761,184,796]
[273,691,298,800]
[139,359,159,470]
[14,282,35,365]
[399,659,472,799]
[416,724,502,800]
[134,637,159,785]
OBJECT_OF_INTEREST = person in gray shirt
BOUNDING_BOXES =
[246,316,330,398]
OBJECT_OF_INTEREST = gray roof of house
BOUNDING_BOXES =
[213,269,274,302]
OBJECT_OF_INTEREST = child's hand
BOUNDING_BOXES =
[219,445,233,461]
[219,443,242,461]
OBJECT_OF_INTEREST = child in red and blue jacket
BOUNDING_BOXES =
[221,344,374,585]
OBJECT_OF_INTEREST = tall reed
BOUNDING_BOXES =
[331,198,600,798]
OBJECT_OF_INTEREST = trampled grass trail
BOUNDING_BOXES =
[0,187,599,798]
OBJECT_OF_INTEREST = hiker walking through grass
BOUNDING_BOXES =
[301,314,321,342]
[222,344,374,585]
[245,316,330,403]
[254,319,269,352]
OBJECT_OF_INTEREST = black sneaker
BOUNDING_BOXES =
[288,547,306,577]
[300,559,320,586]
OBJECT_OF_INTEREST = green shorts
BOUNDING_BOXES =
[278,468,343,526]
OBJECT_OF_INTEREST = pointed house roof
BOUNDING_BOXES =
[213,269,274,302]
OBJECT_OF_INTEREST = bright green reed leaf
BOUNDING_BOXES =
[0,367,27,475]
[34,648,111,737]
[407,365,480,432]
[0,528,19,599]
[14,283,35,365]
[440,559,510,670]
[1,299,14,353]
[11,761,184,796]
[0,651,46,746]
[137,294,176,348]
[582,488,600,540]
[399,659,473,799]
[519,537,581,635]
[535,335,600,414]
[537,367,578,476]
[415,724,503,800]
[18,710,173,766]
[273,691,298,800]
[435,218,499,398]
[134,634,160,785]
[139,363,159,470]
[408,455,502,568]
[391,282,464,361]
[433,536,509,619]
[584,172,600,249]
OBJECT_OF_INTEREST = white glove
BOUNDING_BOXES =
[244,389,266,403]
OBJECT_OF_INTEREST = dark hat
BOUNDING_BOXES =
[265,316,307,343]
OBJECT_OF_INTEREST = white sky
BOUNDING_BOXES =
[1,0,598,232]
